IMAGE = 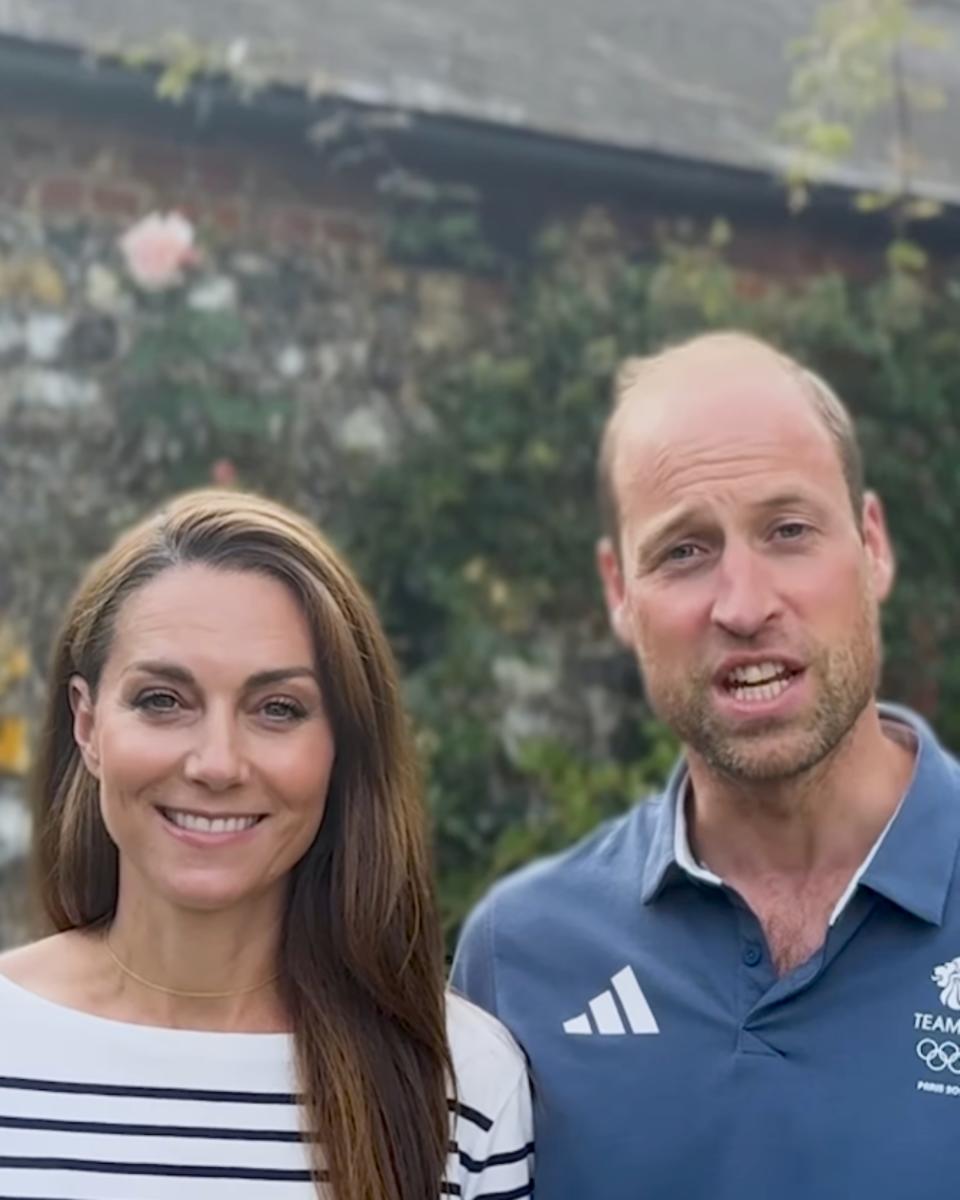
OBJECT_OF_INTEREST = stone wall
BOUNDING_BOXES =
[0,98,510,946]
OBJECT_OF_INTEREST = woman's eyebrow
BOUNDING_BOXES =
[244,667,319,688]
[124,662,319,688]
[125,660,194,684]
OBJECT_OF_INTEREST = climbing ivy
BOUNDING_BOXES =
[339,219,960,935]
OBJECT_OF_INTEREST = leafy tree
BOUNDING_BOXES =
[780,0,950,270]
[338,218,960,936]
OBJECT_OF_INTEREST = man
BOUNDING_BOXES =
[452,331,960,1200]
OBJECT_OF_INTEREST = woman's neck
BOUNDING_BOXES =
[100,884,289,1032]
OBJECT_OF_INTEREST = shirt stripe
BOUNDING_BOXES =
[0,984,533,1200]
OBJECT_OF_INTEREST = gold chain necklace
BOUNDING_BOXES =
[105,940,280,999]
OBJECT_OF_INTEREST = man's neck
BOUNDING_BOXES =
[686,706,916,880]
[684,705,917,974]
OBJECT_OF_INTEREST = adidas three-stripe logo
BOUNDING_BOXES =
[563,966,659,1035]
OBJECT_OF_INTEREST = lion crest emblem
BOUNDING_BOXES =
[932,958,960,1011]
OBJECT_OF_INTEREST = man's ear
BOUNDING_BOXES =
[861,491,895,602]
[69,675,101,779]
[596,536,633,646]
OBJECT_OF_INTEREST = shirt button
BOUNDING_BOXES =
[743,942,763,967]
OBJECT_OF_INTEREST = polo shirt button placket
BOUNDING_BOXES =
[737,934,782,1055]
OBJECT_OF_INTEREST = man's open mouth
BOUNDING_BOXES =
[721,661,802,704]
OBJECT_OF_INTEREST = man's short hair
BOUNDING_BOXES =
[596,332,865,548]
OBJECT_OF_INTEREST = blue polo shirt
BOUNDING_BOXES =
[452,706,960,1200]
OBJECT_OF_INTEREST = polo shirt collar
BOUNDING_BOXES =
[640,757,703,903]
[640,704,960,925]
[855,705,960,925]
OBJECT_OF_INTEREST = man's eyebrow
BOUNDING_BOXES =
[632,491,827,569]
[634,506,713,568]
[750,491,822,516]
[125,662,320,688]
[633,506,710,552]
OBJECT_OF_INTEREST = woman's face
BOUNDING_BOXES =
[71,564,336,915]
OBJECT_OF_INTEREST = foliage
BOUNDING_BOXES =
[0,623,29,777]
[112,237,296,502]
[779,0,950,268]
[380,174,498,273]
[103,31,265,104]
[16,206,959,943]
[336,220,960,937]
[308,113,499,272]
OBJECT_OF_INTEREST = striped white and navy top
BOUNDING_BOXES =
[0,975,533,1199]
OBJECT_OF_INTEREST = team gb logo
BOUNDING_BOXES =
[932,958,960,1011]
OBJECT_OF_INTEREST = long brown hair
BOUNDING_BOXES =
[30,488,451,1200]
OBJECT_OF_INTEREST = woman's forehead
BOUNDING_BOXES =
[106,565,314,673]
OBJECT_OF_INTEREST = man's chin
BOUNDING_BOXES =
[696,725,832,783]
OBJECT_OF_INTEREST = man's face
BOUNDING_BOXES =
[597,346,894,783]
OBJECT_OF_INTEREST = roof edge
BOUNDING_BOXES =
[2,33,959,237]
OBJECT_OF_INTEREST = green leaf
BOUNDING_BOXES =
[854,191,896,213]
[906,22,951,51]
[708,218,733,248]
[886,238,929,273]
[806,121,855,158]
[904,198,943,222]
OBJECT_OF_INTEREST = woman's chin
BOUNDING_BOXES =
[145,872,277,915]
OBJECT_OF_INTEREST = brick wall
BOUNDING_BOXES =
[0,106,375,255]
[1,85,904,288]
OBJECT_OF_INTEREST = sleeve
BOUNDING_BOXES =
[456,1068,534,1200]
[450,894,499,1016]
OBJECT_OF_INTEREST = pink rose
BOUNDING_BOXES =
[119,212,199,292]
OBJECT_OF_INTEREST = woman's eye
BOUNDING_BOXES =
[261,698,306,722]
[134,691,180,714]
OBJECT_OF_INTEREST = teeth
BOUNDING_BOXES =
[164,810,260,835]
[727,661,788,686]
[729,676,792,703]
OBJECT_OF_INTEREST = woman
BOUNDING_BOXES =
[0,489,532,1200]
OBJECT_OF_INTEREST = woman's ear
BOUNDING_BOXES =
[69,675,100,779]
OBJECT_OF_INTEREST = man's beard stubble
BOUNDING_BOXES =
[640,602,882,784]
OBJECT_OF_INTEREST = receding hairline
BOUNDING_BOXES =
[597,331,864,543]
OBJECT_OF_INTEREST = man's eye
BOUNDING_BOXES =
[775,522,809,541]
[666,543,701,562]
[134,691,180,713]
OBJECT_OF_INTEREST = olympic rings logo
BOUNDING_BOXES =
[916,1039,960,1074]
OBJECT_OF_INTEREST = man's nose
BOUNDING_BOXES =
[709,543,782,639]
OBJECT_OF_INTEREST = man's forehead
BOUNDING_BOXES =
[610,351,833,483]
[638,484,827,537]
[619,334,795,395]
